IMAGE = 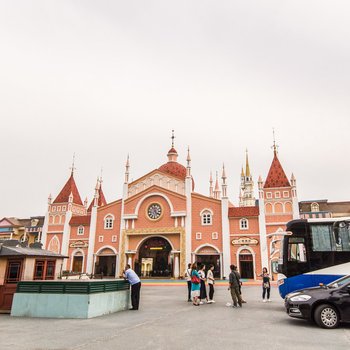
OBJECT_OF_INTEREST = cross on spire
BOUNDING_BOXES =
[171,130,175,148]
[99,166,103,183]
[272,128,279,156]
[70,153,76,175]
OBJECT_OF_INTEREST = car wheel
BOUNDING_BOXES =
[314,304,340,329]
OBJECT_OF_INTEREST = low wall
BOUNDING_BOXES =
[11,279,130,319]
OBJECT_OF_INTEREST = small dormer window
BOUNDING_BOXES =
[201,209,213,226]
[104,215,114,229]
[311,202,320,212]
[240,218,249,230]
[78,226,84,235]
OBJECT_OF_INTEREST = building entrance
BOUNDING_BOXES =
[94,248,116,277]
[239,253,254,279]
[72,255,83,272]
[138,237,172,278]
[195,246,221,278]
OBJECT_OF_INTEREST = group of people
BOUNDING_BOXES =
[123,262,272,311]
[186,263,271,307]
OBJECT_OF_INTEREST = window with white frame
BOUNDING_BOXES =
[98,235,104,243]
[201,210,212,225]
[196,232,202,240]
[240,218,249,230]
[212,232,218,240]
[283,191,289,198]
[78,226,84,235]
[112,235,117,243]
[275,191,281,198]
[266,192,272,199]
[104,215,114,229]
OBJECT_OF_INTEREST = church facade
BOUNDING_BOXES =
[41,136,299,280]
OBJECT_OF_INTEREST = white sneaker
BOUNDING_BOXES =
[211,300,216,303]
[263,299,267,303]
[206,300,212,304]
[199,301,204,305]
[267,299,271,302]
[226,302,232,307]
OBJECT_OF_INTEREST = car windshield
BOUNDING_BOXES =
[327,275,350,289]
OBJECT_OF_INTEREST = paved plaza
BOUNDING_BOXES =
[1,285,350,350]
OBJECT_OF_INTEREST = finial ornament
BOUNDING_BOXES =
[70,153,76,175]
[171,130,175,148]
[272,128,279,155]
[99,167,103,183]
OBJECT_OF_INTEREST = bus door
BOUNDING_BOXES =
[286,237,310,289]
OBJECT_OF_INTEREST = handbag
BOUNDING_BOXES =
[263,282,270,289]
[191,274,200,284]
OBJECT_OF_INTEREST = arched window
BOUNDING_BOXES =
[201,211,212,225]
[78,226,84,235]
[104,214,114,229]
[240,218,249,230]
[311,202,319,212]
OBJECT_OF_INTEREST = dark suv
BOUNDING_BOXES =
[285,275,350,329]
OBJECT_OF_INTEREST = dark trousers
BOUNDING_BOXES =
[200,280,207,300]
[131,282,141,310]
[209,284,214,300]
[262,287,270,300]
[187,281,191,300]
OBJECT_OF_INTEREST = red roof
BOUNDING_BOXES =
[158,162,186,179]
[264,153,291,188]
[69,215,91,226]
[228,206,259,217]
[158,162,195,190]
[87,185,107,212]
[53,173,83,205]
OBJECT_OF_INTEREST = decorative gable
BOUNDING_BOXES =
[128,170,185,197]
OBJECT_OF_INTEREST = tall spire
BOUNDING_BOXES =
[186,146,191,177]
[221,164,227,198]
[209,171,213,197]
[125,154,130,184]
[214,171,221,199]
[245,149,251,177]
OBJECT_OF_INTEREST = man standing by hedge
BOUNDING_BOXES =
[123,264,141,310]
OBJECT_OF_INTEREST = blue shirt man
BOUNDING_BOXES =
[124,267,141,285]
[123,264,141,310]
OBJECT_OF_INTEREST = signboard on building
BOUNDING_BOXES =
[231,237,258,246]
[69,241,89,248]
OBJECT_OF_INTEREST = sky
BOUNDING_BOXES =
[1,1,350,218]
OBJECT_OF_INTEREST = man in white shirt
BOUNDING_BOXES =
[184,263,192,302]
[123,264,141,310]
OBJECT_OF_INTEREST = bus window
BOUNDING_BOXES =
[337,226,350,251]
[288,237,307,263]
[311,225,332,251]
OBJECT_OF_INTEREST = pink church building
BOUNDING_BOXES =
[41,135,299,280]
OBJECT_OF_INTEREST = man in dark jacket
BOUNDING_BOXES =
[229,264,243,307]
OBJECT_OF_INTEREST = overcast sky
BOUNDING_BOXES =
[1,1,350,218]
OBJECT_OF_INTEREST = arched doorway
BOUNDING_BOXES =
[239,249,254,279]
[195,246,221,278]
[138,237,172,278]
[95,248,116,277]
